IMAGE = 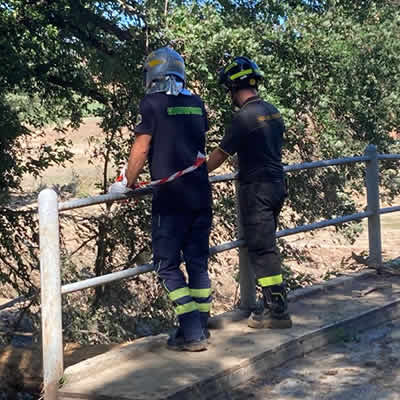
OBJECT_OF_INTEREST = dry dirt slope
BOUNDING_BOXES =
[19,117,400,274]
[11,117,400,309]
[8,117,400,317]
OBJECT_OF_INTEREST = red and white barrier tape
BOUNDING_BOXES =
[108,152,206,194]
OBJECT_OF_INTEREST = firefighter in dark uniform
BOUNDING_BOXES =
[207,56,292,329]
[125,47,212,351]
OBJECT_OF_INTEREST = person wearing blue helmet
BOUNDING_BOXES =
[125,47,212,351]
[207,56,292,329]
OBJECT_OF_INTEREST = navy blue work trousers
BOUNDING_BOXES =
[152,208,212,341]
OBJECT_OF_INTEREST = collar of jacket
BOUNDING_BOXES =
[240,95,260,109]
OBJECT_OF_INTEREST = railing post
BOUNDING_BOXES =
[364,144,383,268]
[234,180,257,313]
[39,189,64,400]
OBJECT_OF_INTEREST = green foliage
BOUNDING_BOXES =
[0,99,27,191]
[0,208,39,296]
[61,257,175,344]
[164,2,400,233]
[1,0,400,344]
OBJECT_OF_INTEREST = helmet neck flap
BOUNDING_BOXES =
[146,75,191,96]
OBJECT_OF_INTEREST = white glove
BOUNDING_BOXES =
[108,166,133,194]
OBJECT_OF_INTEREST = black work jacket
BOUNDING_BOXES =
[219,96,285,183]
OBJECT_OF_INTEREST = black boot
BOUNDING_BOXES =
[248,285,292,329]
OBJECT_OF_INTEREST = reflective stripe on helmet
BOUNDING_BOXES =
[148,59,165,67]
[224,62,238,73]
[230,68,253,80]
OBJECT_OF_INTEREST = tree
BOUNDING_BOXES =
[0,0,148,332]
[164,1,400,231]
[1,0,399,344]
[0,0,170,342]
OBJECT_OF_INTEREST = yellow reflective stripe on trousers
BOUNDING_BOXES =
[168,287,190,301]
[258,274,283,287]
[196,303,211,312]
[190,288,212,298]
[174,301,197,315]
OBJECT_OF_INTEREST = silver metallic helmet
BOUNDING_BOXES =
[144,47,186,91]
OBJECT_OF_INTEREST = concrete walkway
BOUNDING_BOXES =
[225,317,400,399]
[60,269,400,400]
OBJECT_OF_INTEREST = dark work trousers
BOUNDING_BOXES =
[239,180,286,288]
[152,208,212,342]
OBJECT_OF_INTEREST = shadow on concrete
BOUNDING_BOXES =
[58,270,400,400]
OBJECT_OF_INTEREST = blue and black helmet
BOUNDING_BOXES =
[218,56,263,91]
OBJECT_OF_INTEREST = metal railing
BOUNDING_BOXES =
[38,144,400,399]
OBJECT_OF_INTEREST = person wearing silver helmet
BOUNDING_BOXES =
[207,56,292,330]
[125,47,212,351]
[144,47,187,96]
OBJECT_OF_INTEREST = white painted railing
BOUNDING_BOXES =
[38,144,400,399]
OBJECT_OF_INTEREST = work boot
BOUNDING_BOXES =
[167,328,208,352]
[248,285,292,329]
